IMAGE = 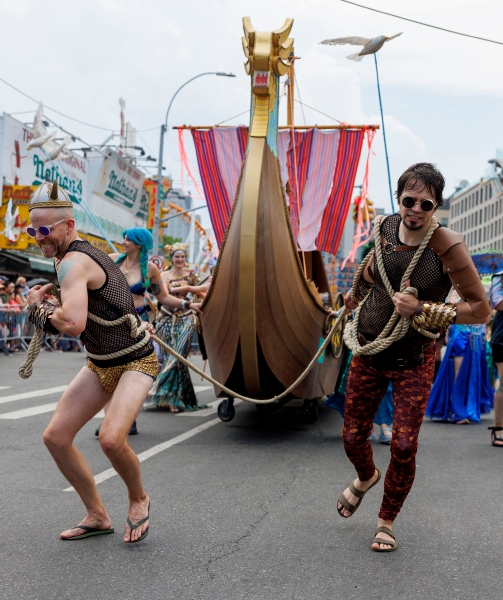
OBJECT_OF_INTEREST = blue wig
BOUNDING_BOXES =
[116,228,153,286]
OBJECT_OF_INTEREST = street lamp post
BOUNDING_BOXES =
[152,71,236,255]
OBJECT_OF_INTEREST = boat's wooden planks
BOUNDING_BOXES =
[199,171,243,392]
[255,146,336,398]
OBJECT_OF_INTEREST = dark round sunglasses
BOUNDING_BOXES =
[401,196,435,212]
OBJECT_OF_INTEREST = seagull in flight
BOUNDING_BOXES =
[320,33,402,61]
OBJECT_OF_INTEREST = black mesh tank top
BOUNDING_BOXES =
[358,214,452,344]
[63,240,153,367]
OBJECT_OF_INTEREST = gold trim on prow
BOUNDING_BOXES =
[239,136,264,397]
[250,96,269,138]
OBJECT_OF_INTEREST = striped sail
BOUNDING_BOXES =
[190,126,364,256]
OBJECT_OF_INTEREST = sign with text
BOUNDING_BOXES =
[94,150,145,210]
[144,178,172,231]
[0,185,35,249]
[0,114,89,204]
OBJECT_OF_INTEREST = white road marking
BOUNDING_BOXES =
[0,386,10,391]
[193,385,213,393]
[64,417,223,491]
[0,386,68,406]
[0,402,58,419]
[177,399,242,417]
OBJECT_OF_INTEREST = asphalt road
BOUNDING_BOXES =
[0,350,501,600]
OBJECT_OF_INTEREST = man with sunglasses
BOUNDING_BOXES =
[24,179,190,543]
[337,163,490,552]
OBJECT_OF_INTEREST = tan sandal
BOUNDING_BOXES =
[337,468,381,518]
[372,526,397,552]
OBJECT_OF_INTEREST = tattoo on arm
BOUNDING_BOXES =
[151,283,161,295]
[57,259,77,286]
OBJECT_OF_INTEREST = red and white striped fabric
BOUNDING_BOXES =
[187,126,365,256]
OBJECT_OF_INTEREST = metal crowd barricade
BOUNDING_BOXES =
[0,306,84,353]
[0,305,29,350]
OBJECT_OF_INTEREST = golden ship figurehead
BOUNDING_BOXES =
[242,17,294,148]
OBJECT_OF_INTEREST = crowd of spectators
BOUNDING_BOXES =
[0,276,29,354]
[0,276,28,307]
[1,275,81,356]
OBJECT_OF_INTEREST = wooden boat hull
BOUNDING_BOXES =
[200,136,341,401]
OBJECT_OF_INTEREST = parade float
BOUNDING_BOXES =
[177,18,378,423]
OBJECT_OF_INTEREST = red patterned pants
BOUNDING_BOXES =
[343,347,436,522]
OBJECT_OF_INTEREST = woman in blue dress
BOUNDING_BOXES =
[426,292,494,423]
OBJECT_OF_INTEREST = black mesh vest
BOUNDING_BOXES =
[63,240,153,367]
[358,214,452,344]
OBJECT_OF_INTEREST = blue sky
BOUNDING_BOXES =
[0,0,501,226]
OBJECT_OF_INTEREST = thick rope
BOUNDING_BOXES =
[20,217,439,397]
[149,314,347,404]
[18,302,348,404]
[84,313,152,360]
[343,215,439,356]
[19,328,44,379]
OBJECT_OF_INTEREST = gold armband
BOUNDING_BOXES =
[28,300,60,335]
[411,302,457,331]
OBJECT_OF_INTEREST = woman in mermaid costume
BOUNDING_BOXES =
[149,243,210,412]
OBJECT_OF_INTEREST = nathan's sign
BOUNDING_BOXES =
[33,156,85,200]
[95,151,145,210]
[0,113,89,204]
[0,186,33,250]
[1,184,37,206]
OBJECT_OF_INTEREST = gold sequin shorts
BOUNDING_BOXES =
[86,351,159,393]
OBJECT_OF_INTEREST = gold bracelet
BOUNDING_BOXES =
[411,302,457,331]
[28,300,60,334]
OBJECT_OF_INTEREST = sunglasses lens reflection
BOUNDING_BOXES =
[26,227,36,237]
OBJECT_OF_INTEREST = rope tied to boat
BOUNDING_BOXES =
[18,299,347,403]
[19,216,438,399]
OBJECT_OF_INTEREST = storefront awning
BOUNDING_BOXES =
[18,252,56,273]
[0,249,56,280]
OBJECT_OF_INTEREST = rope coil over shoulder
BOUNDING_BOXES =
[343,214,439,356]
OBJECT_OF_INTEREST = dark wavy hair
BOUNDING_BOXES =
[395,162,445,208]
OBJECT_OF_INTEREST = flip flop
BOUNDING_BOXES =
[337,468,381,518]
[126,502,150,543]
[372,526,398,552]
[64,525,114,540]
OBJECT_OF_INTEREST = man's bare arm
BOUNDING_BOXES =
[148,263,202,314]
[51,256,90,336]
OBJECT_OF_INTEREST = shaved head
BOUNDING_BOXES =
[30,206,74,222]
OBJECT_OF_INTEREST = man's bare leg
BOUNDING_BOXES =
[42,367,112,538]
[98,370,153,542]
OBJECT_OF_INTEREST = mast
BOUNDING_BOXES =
[287,54,295,127]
